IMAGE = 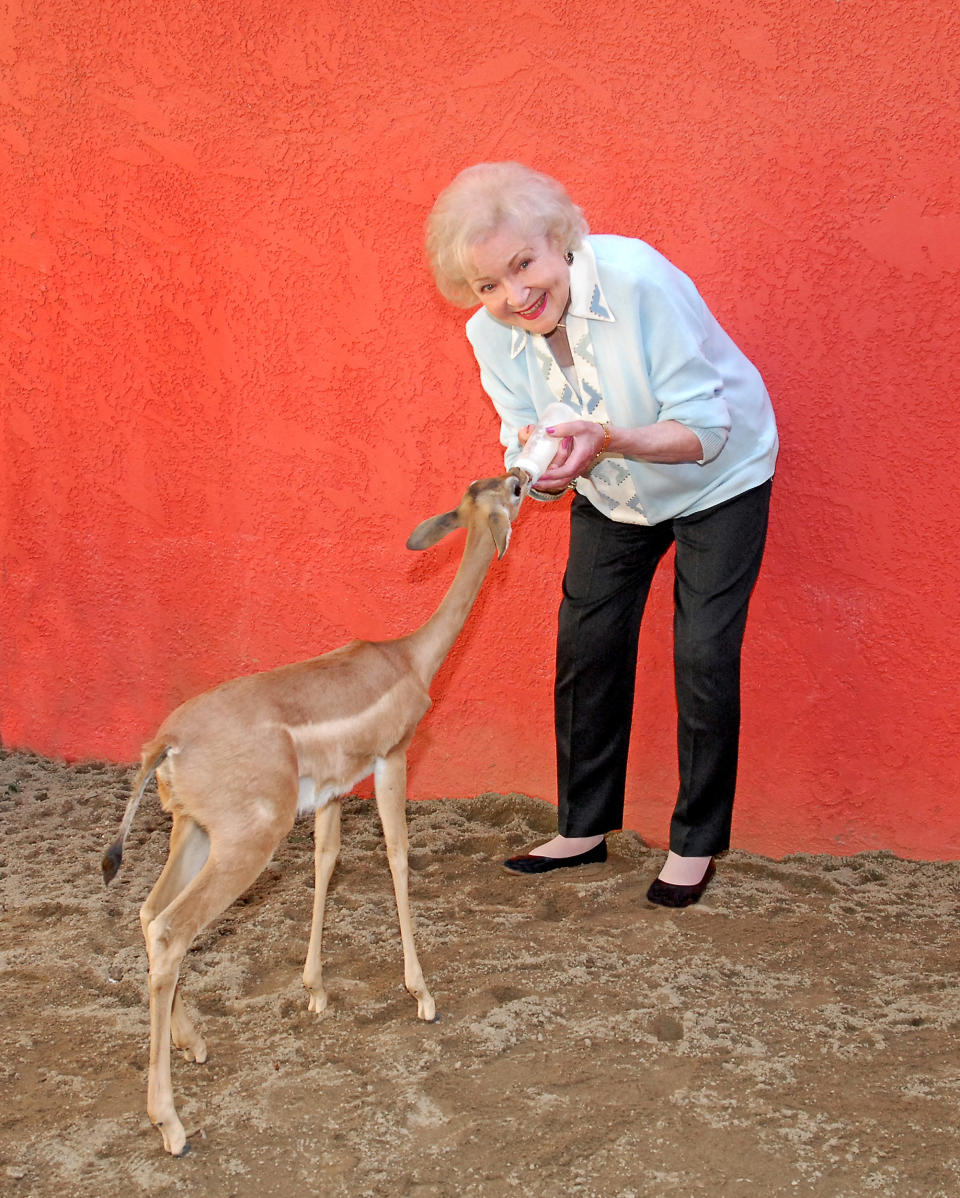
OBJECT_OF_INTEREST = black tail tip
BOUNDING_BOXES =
[102,842,123,886]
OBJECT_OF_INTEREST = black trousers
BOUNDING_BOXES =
[555,480,771,855]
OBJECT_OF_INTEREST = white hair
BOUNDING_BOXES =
[425,162,588,307]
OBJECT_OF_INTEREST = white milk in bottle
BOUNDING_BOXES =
[513,401,581,484]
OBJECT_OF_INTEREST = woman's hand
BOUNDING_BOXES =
[533,420,609,489]
[529,418,705,490]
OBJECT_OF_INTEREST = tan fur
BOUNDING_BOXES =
[103,470,527,1156]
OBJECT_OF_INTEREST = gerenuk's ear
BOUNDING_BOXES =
[488,510,512,559]
[406,509,463,551]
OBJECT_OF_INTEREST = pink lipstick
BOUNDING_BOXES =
[517,293,547,320]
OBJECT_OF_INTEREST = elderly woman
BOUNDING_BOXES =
[425,163,778,907]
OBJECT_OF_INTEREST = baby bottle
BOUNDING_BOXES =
[513,401,582,484]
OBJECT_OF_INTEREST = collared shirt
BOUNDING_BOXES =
[465,235,778,525]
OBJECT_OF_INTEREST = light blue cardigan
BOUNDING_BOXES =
[465,235,779,525]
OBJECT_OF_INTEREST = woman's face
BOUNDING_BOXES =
[466,226,570,335]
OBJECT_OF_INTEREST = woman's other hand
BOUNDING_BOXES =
[536,418,705,488]
[535,420,607,489]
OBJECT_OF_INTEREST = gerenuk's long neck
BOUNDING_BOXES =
[403,526,497,687]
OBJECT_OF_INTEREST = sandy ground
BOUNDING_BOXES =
[1,748,959,1197]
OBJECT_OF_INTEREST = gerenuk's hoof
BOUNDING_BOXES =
[156,1118,190,1157]
[307,990,328,1015]
[416,993,437,1022]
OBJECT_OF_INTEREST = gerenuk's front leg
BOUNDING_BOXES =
[303,799,342,1014]
[374,751,436,1022]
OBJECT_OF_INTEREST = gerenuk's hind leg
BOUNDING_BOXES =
[143,835,282,1156]
[374,751,435,1022]
[139,814,211,1065]
[303,799,342,1014]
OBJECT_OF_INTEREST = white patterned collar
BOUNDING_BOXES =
[509,238,615,359]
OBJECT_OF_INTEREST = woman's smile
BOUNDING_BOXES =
[515,293,548,320]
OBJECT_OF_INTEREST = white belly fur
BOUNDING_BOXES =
[296,763,378,816]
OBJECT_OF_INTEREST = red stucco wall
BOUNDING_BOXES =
[3,1,959,859]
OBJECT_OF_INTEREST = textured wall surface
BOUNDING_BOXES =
[2,0,959,858]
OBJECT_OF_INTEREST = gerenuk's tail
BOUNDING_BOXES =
[101,741,171,886]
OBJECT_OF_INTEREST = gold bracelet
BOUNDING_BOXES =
[595,421,611,462]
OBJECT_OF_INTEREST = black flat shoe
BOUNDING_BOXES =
[503,840,607,874]
[645,859,716,908]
